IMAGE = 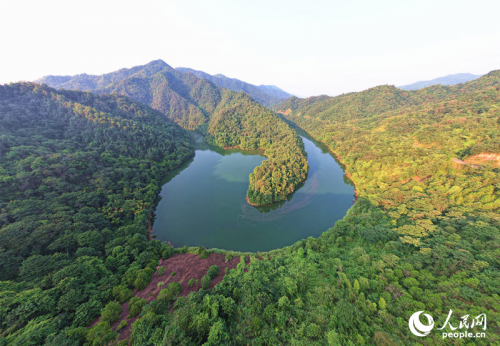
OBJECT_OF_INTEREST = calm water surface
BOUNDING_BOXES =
[153,131,354,252]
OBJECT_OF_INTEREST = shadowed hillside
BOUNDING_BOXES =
[37,60,308,206]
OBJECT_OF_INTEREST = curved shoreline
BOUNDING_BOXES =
[222,144,273,207]
[221,144,305,207]
[147,160,193,240]
[292,127,359,201]
[322,143,359,201]
[246,195,260,207]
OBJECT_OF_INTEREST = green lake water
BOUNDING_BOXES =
[152,131,355,252]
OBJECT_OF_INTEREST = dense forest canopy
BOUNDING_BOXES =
[276,71,500,246]
[0,83,193,345]
[37,60,308,205]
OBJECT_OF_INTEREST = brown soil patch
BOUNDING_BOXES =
[405,176,424,183]
[401,176,432,185]
[246,195,260,207]
[413,140,424,148]
[466,153,500,167]
[89,253,241,342]
[277,108,292,116]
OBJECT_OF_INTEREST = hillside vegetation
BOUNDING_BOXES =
[37,60,308,205]
[0,83,193,345]
[6,70,499,345]
[123,73,500,345]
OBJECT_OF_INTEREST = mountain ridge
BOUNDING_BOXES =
[175,67,293,107]
[397,72,483,90]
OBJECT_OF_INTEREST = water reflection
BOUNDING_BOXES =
[153,130,355,252]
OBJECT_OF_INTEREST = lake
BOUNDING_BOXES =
[152,131,355,252]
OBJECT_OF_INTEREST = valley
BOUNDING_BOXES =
[0,64,499,346]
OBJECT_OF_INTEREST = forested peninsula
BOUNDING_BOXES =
[38,60,308,205]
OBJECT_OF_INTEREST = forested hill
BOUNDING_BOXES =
[278,71,500,122]
[398,72,483,90]
[0,82,193,344]
[36,60,216,130]
[37,60,308,206]
[176,67,293,107]
[34,61,167,92]
[273,71,500,336]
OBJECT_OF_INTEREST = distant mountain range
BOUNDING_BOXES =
[397,73,483,90]
[36,59,245,129]
[176,67,293,107]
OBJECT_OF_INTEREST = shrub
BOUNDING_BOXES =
[200,250,210,259]
[158,282,182,302]
[73,300,102,327]
[207,265,219,279]
[206,320,230,344]
[162,245,174,259]
[86,321,117,345]
[201,275,211,290]
[187,278,198,287]
[171,271,176,276]
[251,317,261,333]
[278,296,290,310]
[100,301,122,324]
[65,327,88,344]
[225,254,232,263]
[128,297,147,317]
[113,285,133,303]
[134,270,153,291]
[157,266,166,275]
[157,281,165,288]
[305,323,322,339]
[233,287,240,301]
[379,297,387,310]
[134,276,149,291]
[116,320,127,332]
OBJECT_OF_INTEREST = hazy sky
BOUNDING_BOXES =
[1,0,499,97]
